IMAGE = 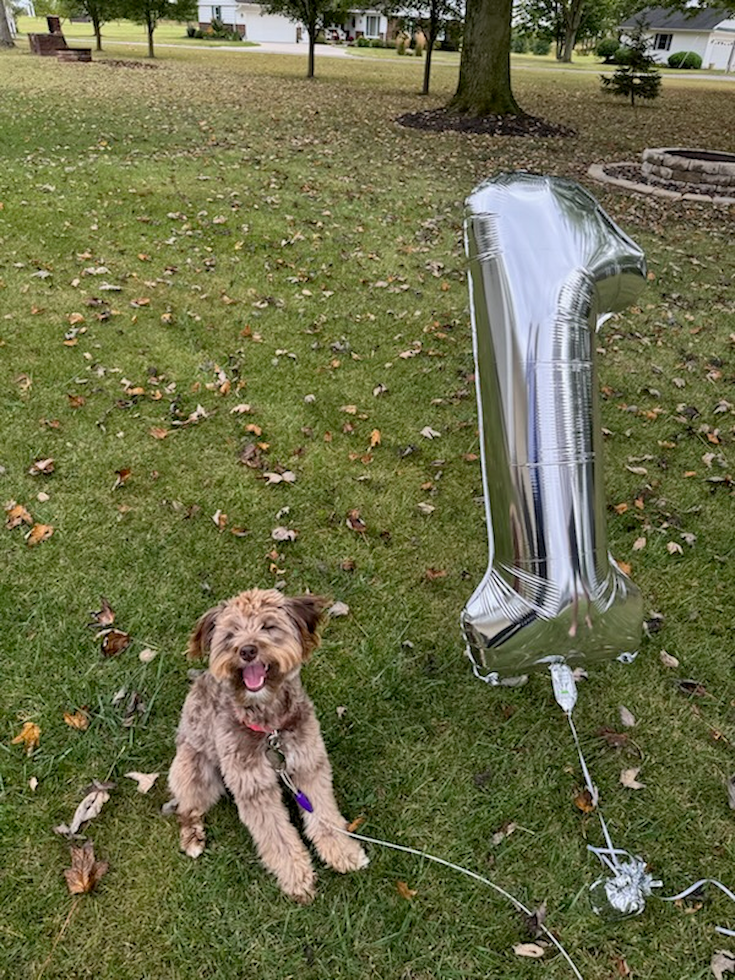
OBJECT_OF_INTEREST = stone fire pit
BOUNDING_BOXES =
[588,147,735,205]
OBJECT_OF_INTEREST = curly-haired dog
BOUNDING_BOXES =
[168,589,368,902]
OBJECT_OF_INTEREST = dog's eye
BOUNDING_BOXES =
[261,623,277,632]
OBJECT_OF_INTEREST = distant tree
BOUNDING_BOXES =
[600,23,661,105]
[516,0,643,63]
[120,0,195,56]
[60,0,121,50]
[259,0,349,77]
[395,0,464,95]
[449,0,521,115]
[1,0,16,44]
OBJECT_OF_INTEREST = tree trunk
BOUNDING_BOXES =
[449,0,520,116]
[561,29,576,62]
[92,13,103,51]
[421,40,433,94]
[0,2,15,47]
[559,0,584,63]
[147,13,155,58]
[306,17,316,77]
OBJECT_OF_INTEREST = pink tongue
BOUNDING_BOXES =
[243,662,267,691]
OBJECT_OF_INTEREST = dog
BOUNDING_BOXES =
[168,589,368,902]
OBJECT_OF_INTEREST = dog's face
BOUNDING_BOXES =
[188,590,327,701]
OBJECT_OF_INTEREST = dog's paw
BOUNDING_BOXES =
[180,824,206,858]
[281,867,317,904]
[319,835,369,874]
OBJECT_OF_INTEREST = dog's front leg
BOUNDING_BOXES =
[225,768,317,903]
[291,754,369,874]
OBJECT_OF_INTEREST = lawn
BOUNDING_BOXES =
[0,40,734,980]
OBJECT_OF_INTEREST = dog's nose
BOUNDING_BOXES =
[239,645,258,662]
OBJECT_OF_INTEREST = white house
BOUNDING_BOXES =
[621,5,735,71]
[196,2,388,43]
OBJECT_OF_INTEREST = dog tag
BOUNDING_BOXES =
[266,745,287,773]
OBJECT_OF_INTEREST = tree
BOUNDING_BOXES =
[516,0,642,63]
[600,23,661,105]
[449,0,520,115]
[397,0,464,96]
[60,0,120,51]
[259,0,348,78]
[1,2,15,46]
[121,0,196,57]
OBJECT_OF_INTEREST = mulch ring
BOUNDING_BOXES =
[396,107,575,138]
[97,59,160,70]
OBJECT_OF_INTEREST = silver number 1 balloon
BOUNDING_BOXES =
[462,173,646,681]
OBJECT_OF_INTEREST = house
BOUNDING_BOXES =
[620,5,735,71]
[196,2,388,44]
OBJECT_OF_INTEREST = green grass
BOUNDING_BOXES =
[1,42,734,980]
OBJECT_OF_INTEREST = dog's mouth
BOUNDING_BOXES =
[242,661,269,692]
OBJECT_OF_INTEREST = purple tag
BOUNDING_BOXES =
[295,791,313,813]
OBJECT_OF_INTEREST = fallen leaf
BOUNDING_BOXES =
[28,457,54,476]
[523,901,547,939]
[64,841,109,895]
[373,383,388,397]
[149,427,169,440]
[139,647,157,663]
[424,567,447,580]
[420,425,440,439]
[660,650,679,668]
[574,788,596,812]
[597,728,630,750]
[101,629,131,658]
[346,815,365,832]
[491,821,517,846]
[11,721,40,754]
[513,942,547,959]
[396,880,417,900]
[614,957,632,977]
[711,950,735,980]
[64,710,89,731]
[112,468,131,490]
[5,502,33,530]
[676,678,708,697]
[271,526,297,542]
[370,429,381,448]
[346,509,367,533]
[26,523,54,547]
[89,597,116,628]
[620,768,645,790]
[667,541,684,555]
[125,771,159,794]
[327,601,350,618]
[68,394,86,409]
[633,536,647,551]
[54,781,115,837]
[336,706,348,719]
[619,706,636,728]
[29,776,38,791]
[212,509,228,530]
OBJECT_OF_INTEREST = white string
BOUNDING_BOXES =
[325,820,585,980]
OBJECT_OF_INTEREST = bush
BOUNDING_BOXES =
[396,38,406,55]
[355,36,371,47]
[596,37,619,62]
[369,38,384,47]
[530,36,551,56]
[613,45,633,64]
[668,50,702,69]
[511,32,529,54]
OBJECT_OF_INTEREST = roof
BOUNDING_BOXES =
[620,6,732,31]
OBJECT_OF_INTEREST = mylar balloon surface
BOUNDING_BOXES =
[461,173,645,681]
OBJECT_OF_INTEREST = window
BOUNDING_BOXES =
[654,33,672,51]
[365,14,380,37]
[212,5,222,20]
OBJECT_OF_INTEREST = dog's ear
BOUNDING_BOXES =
[187,605,221,660]
[286,594,328,659]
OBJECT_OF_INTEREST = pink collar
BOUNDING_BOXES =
[242,719,275,736]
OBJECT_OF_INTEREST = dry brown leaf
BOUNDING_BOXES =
[125,771,159,794]
[11,721,40,754]
[112,468,131,490]
[64,710,89,731]
[396,880,417,900]
[513,942,547,959]
[149,427,169,440]
[574,788,596,813]
[660,649,679,668]
[346,509,367,533]
[711,950,735,980]
[28,457,54,476]
[68,394,86,409]
[271,526,297,542]
[64,841,109,895]
[212,509,228,530]
[101,629,131,658]
[5,502,33,530]
[619,706,636,728]
[89,597,116,628]
[346,815,365,833]
[370,429,381,448]
[26,523,54,547]
[620,768,645,790]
